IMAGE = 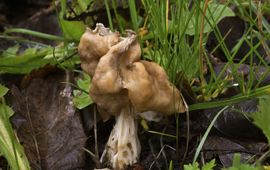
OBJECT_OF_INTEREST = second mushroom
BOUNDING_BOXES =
[78,23,187,170]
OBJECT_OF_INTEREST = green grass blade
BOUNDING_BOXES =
[128,0,138,30]
[0,85,30,170]
[147,130,176,138]
[104,0,113,30]
[4,28,64,41]
[190,85,270,111]
[193,106,228,163]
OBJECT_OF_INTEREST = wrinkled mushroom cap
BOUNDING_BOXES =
[78,26,121,77]
[78,24,186,120]
[123,60,186,114]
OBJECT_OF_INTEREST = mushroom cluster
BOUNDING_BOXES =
[78,23,186,169]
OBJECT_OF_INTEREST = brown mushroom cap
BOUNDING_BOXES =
[123,60,186,114]
[78,27,121,77]
[78,24,186,120]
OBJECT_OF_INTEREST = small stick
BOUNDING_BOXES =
[182,94,190,162]
[94,105,101,168]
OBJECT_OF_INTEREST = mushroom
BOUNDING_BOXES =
[78,23,121,77]
[78,24,187,170]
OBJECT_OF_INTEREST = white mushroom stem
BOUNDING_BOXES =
[102,107,141,170]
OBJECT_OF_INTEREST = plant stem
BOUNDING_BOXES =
[4,28,64,41]
[199,0,209,95]
[94,105,101,168]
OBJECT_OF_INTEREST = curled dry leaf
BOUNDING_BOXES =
[78,23,187,170]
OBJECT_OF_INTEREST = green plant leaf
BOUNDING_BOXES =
[1,45,20,58]
[184,159,215,170]
[73,73,93,109]
[0,44,79,74]
[252,95,270,144]
[60,20,86,41]
[184,162,200,170]
[0,92,30,170]
[77,0,93,11]
[73,90,92,109]
[59,0,86,41]
[0,84,9,98]
[222,154,261,170]
[169,160,173,170]
[0,47,56,74]
[186,2,235,35]
[202,159,216,170]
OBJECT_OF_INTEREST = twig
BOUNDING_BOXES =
[256,1,270,61]
[94,105,101,168]
[149,144,176,170]
[160,128,168,168]
[148,139,161,170]
[83,148,98,161]
[254,148,270,165]
[182,93,190,163]
[199,0,210,91]
[29,0,60,21]
[25,97,42,170]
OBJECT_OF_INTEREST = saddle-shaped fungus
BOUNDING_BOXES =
[78,24,187,170]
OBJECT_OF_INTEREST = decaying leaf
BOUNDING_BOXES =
[11,69,86,170]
